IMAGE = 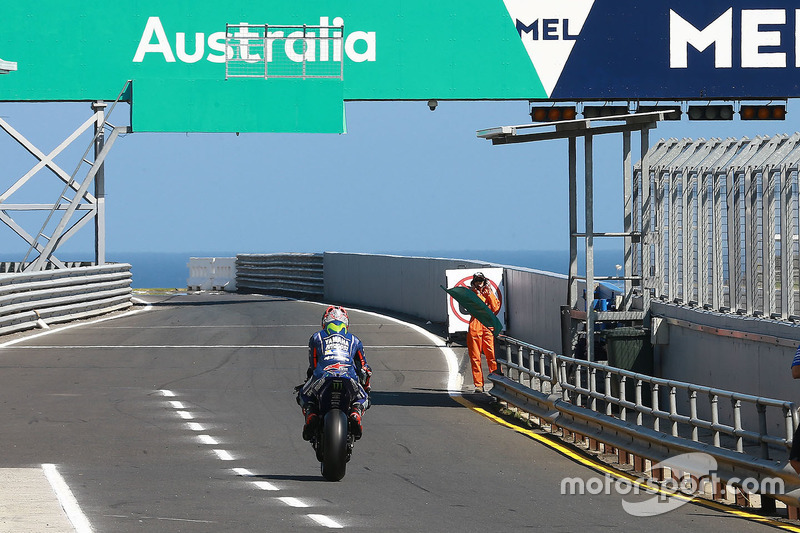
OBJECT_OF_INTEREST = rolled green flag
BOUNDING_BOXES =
[441,285,503,336]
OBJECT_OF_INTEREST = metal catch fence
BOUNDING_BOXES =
[635,134,800,319]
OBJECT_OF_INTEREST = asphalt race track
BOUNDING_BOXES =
[0,293,785,532]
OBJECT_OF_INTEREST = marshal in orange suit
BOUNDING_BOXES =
[466,272,501,392]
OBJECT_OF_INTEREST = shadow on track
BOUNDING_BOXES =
[369,389,463,408]
[146,297,288,307]
[251,474,325,482]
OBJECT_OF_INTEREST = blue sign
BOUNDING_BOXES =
[543,0,800,99]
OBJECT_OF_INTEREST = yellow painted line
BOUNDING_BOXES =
[455,394,800,532]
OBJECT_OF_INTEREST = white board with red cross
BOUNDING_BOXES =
[444,268,506,336]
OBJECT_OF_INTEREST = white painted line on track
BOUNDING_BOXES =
[198,435,218,445]
[176,411,194,420]
[233,468,253,476]
[169,401,185,409]
[42,463,93,533]
[213,449,234,461]
[278,497,309,508]
[6,344,442,350]
[94,324,320,329]
[187,422,205,431]
[7,345,308,349]
[160,389,175,397]
[253,481,279,491]
[308,514,344,529]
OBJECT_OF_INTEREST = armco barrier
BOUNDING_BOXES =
[187,257,237,291]
[236,253,323,298]
[0,264,133,336]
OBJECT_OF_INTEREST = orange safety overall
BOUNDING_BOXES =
[467,287,501,388]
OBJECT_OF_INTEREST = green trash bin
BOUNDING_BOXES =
[604,327,653,406]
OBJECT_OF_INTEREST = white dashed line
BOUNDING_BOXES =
[278,497,309,508]
[254,481,279,491]
[308,514,344,529]
[213,449,234,461]
[162,386,351,527]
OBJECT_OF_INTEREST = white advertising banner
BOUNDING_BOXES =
[444,267,506,336]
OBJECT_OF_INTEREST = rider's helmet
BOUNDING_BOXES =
[322,305,349,334]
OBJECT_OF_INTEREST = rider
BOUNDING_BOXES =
[297,306,372,441]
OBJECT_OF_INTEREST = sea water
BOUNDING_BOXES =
[107,249,624,289]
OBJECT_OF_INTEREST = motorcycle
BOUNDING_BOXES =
[296,372,368,481]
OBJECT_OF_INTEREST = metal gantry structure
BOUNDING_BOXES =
[0,84,130,272]
[479,111,672,361]
[480,115,800,361]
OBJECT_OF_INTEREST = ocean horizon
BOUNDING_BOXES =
[103,249,625,289]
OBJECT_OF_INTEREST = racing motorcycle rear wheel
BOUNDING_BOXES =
[320,409,348,481]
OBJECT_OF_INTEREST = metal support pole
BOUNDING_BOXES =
[568,137,579,308]
[640,128,651,309]
[623,130,633,309]
[92,101,106,266]
[585,134,595,362]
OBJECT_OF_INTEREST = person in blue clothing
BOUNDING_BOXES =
[790,344,800,473]
[298,306,372,441]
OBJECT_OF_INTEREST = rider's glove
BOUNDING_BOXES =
[359,364,372,390]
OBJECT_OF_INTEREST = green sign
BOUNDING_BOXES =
[5,2,800,132]
[0,1,542,133]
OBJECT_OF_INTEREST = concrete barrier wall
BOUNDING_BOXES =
[651,301,800,405]
[323,252,580,352]
[502,266,576,353]
[324,252,485,321]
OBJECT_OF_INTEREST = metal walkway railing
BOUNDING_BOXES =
[491,334,800,507]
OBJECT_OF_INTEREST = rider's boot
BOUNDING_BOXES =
[348,405,364,440]
[302,404,319,441]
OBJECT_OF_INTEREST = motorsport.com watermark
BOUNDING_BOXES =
[560,453,785,517]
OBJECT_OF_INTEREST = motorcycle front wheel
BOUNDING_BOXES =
[320,409,348,481]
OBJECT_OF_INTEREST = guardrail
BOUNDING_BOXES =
[236,253,323,298]
[0,263,132,336]
[491,334,800,508]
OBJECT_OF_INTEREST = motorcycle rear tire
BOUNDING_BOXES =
[320,409,348,481]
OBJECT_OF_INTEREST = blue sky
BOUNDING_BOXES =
[0,100,797,260]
